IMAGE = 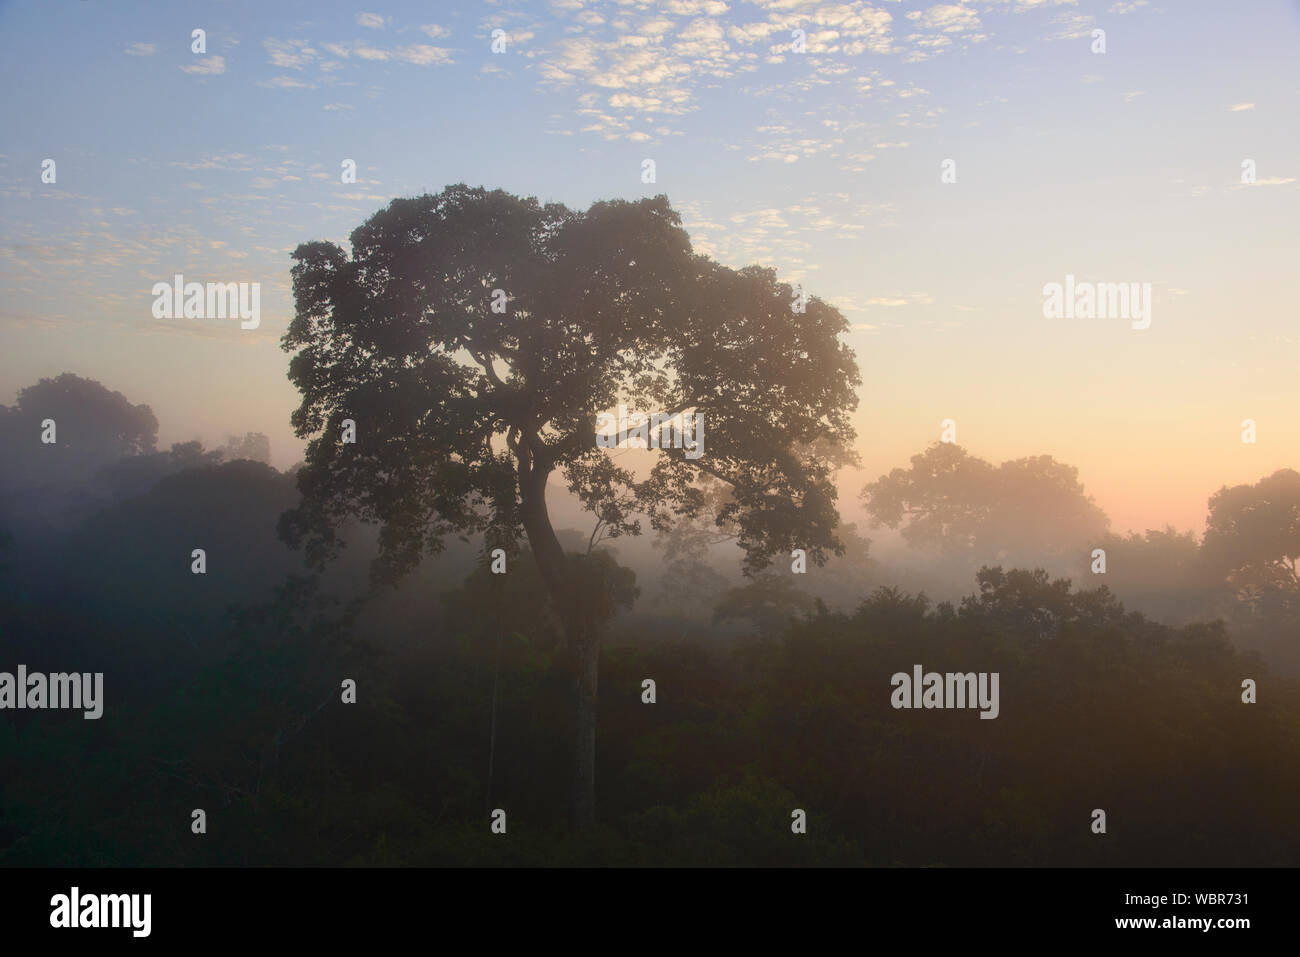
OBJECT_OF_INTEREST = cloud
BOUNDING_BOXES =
[167,152,256,171]
[1228,102,1256,111]
[678,196,896,270]
[1046,13,1095,40]
[839,151,877,172]
[180,56,226,75]
[537,0,897,139]
[396,45,455,66]
[260,76,316,89]
[728,21,779,45]
[264,38,316,69]
[746,131,845,163]
[987,0,1082,9]
[124,43,156,57]
[356,13,386,30]
[664,0,730,14]
[906,5,981,33]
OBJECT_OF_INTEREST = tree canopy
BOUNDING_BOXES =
[0,373,157,492]
[1203,468,1300,615]
[278,184,862,826]
[862,442,1109,569]
[281,185,859,585]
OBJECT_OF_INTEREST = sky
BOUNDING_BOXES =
[1,0,1298,537]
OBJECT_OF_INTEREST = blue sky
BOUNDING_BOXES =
[2,0,1298,533]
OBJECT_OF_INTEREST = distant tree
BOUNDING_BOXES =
[221,432,272,465]
[278,185,859,827]
[713,572,815,635]
[0,374,160,534]
[444,546,562,650]
[652,473,739,613]
[854,585,931,632]
[958,566,1129,639]
[1202,469,1300,616]
[800,521,876,611]
[1086,526,1209,623]
[92,440,225,506]
[0,373,157,493]
[654,440,861,614]
[862,443,1108,569]
[63,459,302,645]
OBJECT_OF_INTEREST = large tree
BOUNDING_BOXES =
[0,373,159,532]
[1083,526,1209,623]
[279,184,860,827]
[0,373,158,490]
[1202,468,1300,616]
[861,442,1109,570]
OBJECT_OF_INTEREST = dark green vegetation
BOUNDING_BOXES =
[1,375,1297,867]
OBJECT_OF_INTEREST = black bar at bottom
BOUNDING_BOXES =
[0,866,1278,943]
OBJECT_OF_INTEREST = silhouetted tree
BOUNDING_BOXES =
[62,458,303,653]
[713,571,815,635]
[1085,526,1210,623]
[278,184,860,827]
[862,443,1108,569]
[958,566,1130,639]
[221,432,272,465]
[652,473,738,613]
[1203,468,1300,616]
[0,373,158,528]
[90,440,224,507]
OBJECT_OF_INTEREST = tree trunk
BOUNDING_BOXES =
[517,462,600,830]
[486,611,502,811]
